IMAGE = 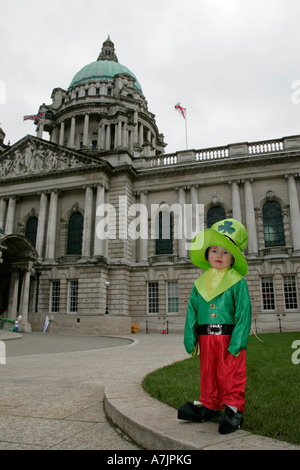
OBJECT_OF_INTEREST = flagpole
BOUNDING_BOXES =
[185,109,188,150]
[174,103,188,150]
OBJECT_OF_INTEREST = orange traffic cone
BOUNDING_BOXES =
[162,322,167,334]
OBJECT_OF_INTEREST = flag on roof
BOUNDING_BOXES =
[174,102,186,119]
[23,112,44,121]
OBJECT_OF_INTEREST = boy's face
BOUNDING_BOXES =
[207,245,234,270]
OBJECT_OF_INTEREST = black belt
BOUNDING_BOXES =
[197,324,234,336]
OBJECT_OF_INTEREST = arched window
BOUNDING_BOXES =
[155,211,173,255]
[262,201,285,247]
[25,216,38,247]
[67,212,83,255]
[207,207,226,228]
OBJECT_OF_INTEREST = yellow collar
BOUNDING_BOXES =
[195,267,242,302]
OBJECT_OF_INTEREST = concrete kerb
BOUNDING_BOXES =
[103,334,300,451]
[0,330,22,340]
[104,378,300,451]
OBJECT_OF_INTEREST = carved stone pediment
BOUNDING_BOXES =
[0,135,99,180]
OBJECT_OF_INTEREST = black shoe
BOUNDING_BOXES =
[218,406,243,434]
[177,402,220,422]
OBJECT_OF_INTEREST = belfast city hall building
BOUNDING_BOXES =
[0,37,300,334]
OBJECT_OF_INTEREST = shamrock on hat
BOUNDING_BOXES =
[189,219,248,277]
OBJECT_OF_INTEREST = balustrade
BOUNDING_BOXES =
[144,137,288,169]
[248,140,283,154]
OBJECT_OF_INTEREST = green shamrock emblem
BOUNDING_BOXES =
[217,221,236,235]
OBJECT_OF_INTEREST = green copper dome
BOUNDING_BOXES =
[68,37,142,92]
[68,59,142,92]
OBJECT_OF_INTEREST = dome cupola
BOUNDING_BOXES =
[68,36,142,93]
[97,35,118,62]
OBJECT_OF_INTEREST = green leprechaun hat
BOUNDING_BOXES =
[189,218,248,277]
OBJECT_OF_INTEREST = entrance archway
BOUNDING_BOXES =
[0,234,38,332]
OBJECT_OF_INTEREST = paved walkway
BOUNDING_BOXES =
[0,330,299,450]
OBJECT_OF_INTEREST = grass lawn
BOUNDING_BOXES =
[142,332,300,445]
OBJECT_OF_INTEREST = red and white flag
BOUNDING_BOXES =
[174,102,186,119]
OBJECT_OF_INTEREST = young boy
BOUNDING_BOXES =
[178,219,252,434]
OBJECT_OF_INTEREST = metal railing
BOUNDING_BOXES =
[132,316,300,334]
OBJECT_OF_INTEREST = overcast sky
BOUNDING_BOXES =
[1,0,300,154]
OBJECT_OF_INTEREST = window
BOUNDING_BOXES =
[167,282,179,314]
[95,87,100,95]
[207,207,225,228]
[261,277,275,310]
[262,201,285,247]
[155,211,173,255]
[68,280,78,313]
[67,212,83,255]
[148,282,159,314]
[25,216,38,247]
[50,281,60,313]
[283,276,298,310]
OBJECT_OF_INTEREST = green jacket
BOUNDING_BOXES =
[184,274,252,356]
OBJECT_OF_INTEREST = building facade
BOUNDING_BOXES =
[1,37,300,334]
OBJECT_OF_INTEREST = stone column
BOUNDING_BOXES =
[128,129,134,154]
[114,123,118,148]
[133,111,138,144]
[37,122,44,139]
[189,185,203,241]
[59,121,65,146]
[99,124,105,150]
[143,129,151,157]
[0,198,7,233]
[35,191,48,259]
[81,185,94,258]
[93,183,106,258]
[7,271,19,319]
[139,191,148,263]
[117,121,122,147]
[286,174,300,253]
[97,123,102,150]
[44,190,59,262]
[177,187,187,259]
[4,196,16,235]
[50,126,58,144]
[229,180,242,222]
[83,113,89,147]
[69,116,76,148]
[19,264,32,332]
[122,122,128,148]
[105,125,111,150]
[139,124,143,146]
[243,179,258,255]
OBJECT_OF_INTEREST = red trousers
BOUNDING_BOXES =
[198,334,247,413]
